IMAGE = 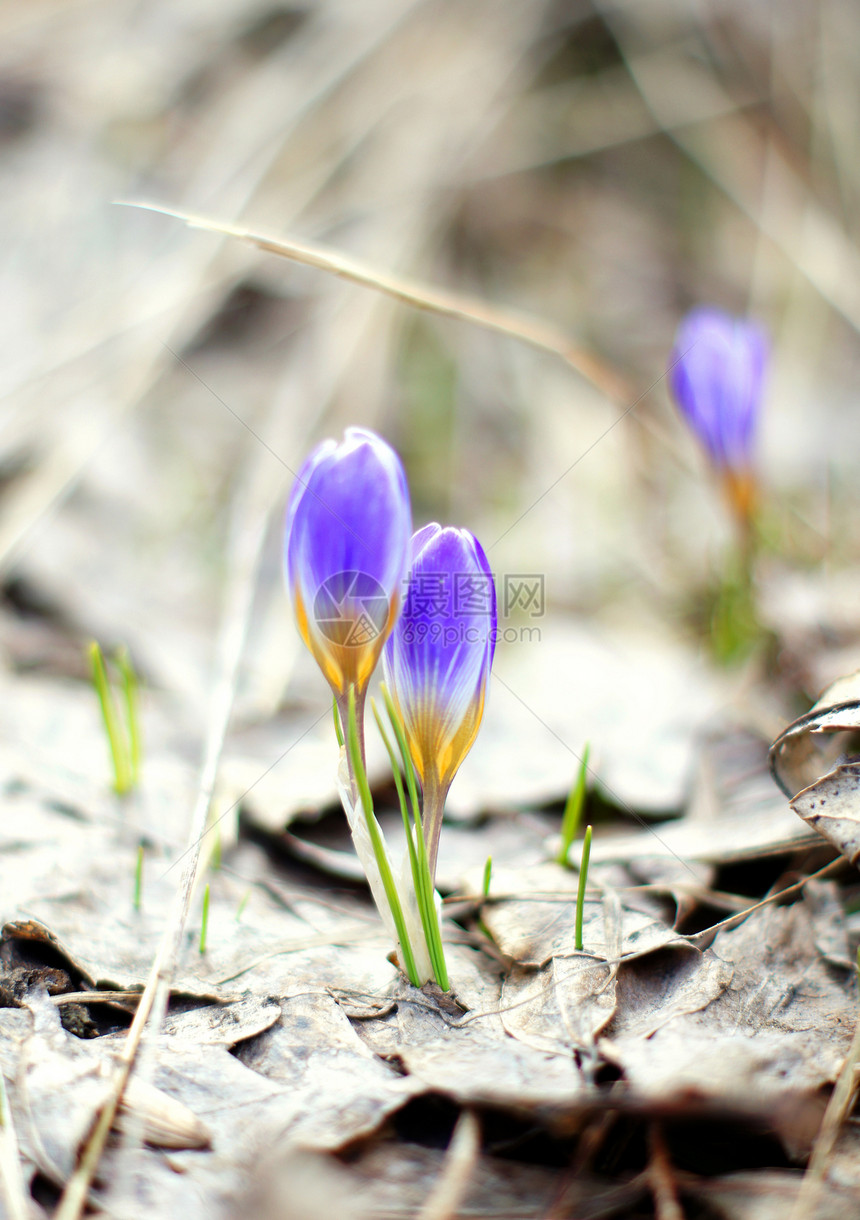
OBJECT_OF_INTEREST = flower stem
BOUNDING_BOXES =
[345,687,421,986]
[337,685,367,799]
[420,770,447,884]
[372,698,448,990]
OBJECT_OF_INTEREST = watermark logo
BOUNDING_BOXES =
[454,572,495,617]
[503,574,545,619]
[312,570,547,647]
[313,570,389,646]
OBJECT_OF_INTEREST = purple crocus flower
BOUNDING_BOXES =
[669,307,768,476]
[285,428,411,699]
[384,524,496,876]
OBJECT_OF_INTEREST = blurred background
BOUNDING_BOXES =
[2,0,860,829]
[4,9,860,1211]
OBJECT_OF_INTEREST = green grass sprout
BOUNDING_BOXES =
[475,857,494,943]
[235,890,251,922]
[89,641,142,795]
[372,692,448,990]
[89,641,132,794]
[210,823,222,872]
[332,694,344,748]
[115,645,141,787]
[707,556,762,667]
[199,883,210,954]
[575,825,593,952]
[379,683,448,988]
[558,744,590,865]
[347,686,421,986]
[133,843,144,911]
[380,684,421,819]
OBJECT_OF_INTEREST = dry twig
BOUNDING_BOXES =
[416,1109,481,1220]
[120,201,631,405]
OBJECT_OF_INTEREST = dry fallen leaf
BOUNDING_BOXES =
[770,669,860,800]
[791,764,860,869]
[0,995,211,1197]
[769,668,860,871]
[603,888,857,1147]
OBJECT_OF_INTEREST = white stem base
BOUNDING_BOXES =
[335,748,434,985]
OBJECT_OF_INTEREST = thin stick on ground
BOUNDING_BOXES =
[53,458,275,1220]
[50,991,144,1007]
[648,1123,685,1220]
[0,1074,30,1220]
[789,995,860,1220]
[417,1109,481,1220]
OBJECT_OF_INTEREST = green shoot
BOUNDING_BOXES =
[380,685,421,820]
[332,695,344,748]
[380,683,448,989]
[372,703,420,891]
[575,825,593,952]
[210,823,222,872]
[88,641,142,795]
[89,641,132,794]
[378,686,445,972]
[372,695,448,990]
[708,558,762,667]
[475,857,493,943]
[133,844,144,911]
[346,686,421,987]
[558,744,590,866]
[482,856,493,898]
[235,890,251,922]
[199,883,210,955]
[116,646,141,787]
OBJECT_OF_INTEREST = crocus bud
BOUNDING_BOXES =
[668,307,768,522]
[383,524,496,875]
[284,428,411,698]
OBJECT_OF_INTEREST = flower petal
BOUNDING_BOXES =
[284,429,411,694]
[384,525,495,788]
[669,307,768,470]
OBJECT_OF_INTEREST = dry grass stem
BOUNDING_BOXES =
[790,1007,860,1220]
[648,1123,685,1220]
[0,1075,30,1220]
[416,1109,481,1220]
[120,201,631,405]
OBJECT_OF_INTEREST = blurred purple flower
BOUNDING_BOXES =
[384,524,496,873]
[285,427,411,698]
[669,307,768,474]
